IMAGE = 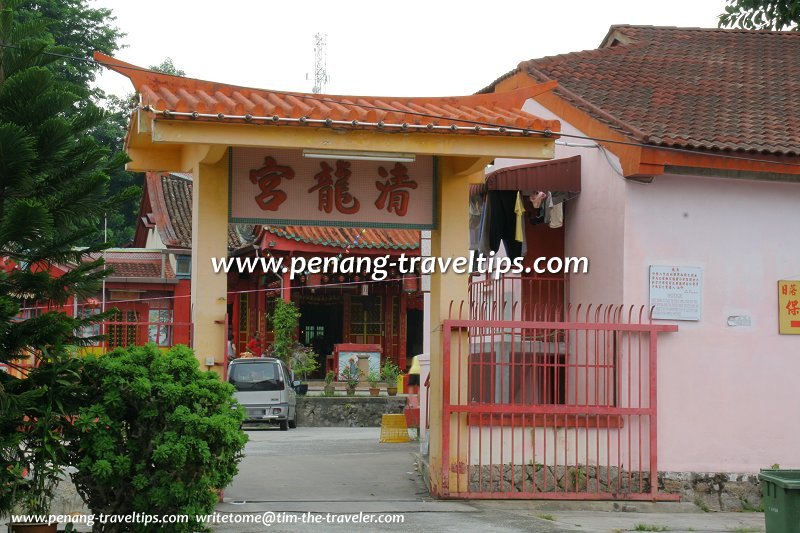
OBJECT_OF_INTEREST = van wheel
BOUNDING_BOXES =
[279,419,289,431]
[288,416,297,429]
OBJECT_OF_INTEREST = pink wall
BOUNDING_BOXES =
[623,173,800,472]
[492,99,800,474]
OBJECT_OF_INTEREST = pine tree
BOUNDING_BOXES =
[0,0,125,517]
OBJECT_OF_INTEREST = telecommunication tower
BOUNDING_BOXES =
[312,33,328,94]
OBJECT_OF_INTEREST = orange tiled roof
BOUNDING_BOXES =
[263,226,419,251]
[481,25,800,155]
[94,53,560,137]
[60,250,176,279]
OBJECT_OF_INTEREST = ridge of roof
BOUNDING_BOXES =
[94,52,560,136]
[481,25,800,156]
[262,225,419,251]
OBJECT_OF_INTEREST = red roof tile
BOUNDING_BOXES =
[143,172,257,251]
[72,250,176,279]
[94,53,560,137]
[263,226,419,251]
[481,26,800,155]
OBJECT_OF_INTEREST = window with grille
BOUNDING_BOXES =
[148,309,172,346]
[350,296,383,343]
[78,306,101,345]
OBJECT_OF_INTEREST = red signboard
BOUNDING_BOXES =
[229,148,436,229]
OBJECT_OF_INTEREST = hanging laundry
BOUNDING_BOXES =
[469,192,485,252]
[548,191,569,229]
[543,192,553,225]
[485,191,523,259]
[531,191,547,209]
[549,202,563,228]
[514,192,525,242]
[478,191,492,256]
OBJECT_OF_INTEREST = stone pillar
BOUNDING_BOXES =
[427,156,479,496]
[188,146,230,377]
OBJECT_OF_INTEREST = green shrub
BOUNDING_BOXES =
[65,345,247,532]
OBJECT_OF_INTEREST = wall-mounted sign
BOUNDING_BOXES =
[778,280,800,335]
[649,265,703,321]
[229,147,436,229]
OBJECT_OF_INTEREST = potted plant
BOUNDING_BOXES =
[381,361,403,396]
[340,363,362,396]
[323,370,336,396]
[289,342,319,396]
[367,371,382,396]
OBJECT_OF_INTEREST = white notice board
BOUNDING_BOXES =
[649,265,703,321]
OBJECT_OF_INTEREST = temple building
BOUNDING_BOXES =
[133,171,424,377]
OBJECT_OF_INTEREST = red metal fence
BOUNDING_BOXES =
[441,301,678,500]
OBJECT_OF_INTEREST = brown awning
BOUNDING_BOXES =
[472,155,581,196]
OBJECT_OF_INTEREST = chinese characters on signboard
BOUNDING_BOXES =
[229,147,435,229]
[649,265,703,321]
[778,280,800,335]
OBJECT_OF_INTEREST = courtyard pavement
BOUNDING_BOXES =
[214,427,767,532]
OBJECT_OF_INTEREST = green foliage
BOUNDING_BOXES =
[367,370,381,387]
[324,370,336,385]
[567,465,587,490]
[633,525,669,532]
[289,342,319,380]
[1,2,124,517]
[15,0,123,89]
[150,57,186,77]
[269,299,301,364]
[0,1,121,363]
[13,0,143,246]
[64,345,247,532]
[380,360,402,384]
[693,496,711,512]
[719,0,800,30]
[1,351,83,516]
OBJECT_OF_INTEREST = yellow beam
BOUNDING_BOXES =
[125,147,183,172]
[149,120,554,161]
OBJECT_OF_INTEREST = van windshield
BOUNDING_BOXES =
[229,361,285,391]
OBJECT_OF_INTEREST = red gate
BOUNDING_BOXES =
[441,298,678,500]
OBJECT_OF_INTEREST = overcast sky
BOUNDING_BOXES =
[94,0,725,98]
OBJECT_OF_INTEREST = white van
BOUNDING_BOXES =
[228,357,297,430]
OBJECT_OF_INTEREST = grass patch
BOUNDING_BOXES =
[731,528,760,533]
[694,496,710,513]
[633,525,669,532]
[535,513,555,521]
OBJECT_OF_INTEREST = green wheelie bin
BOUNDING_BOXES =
[759,469,800,533]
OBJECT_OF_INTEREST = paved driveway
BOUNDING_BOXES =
[224,427,425,505]
[216,427,765,533]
